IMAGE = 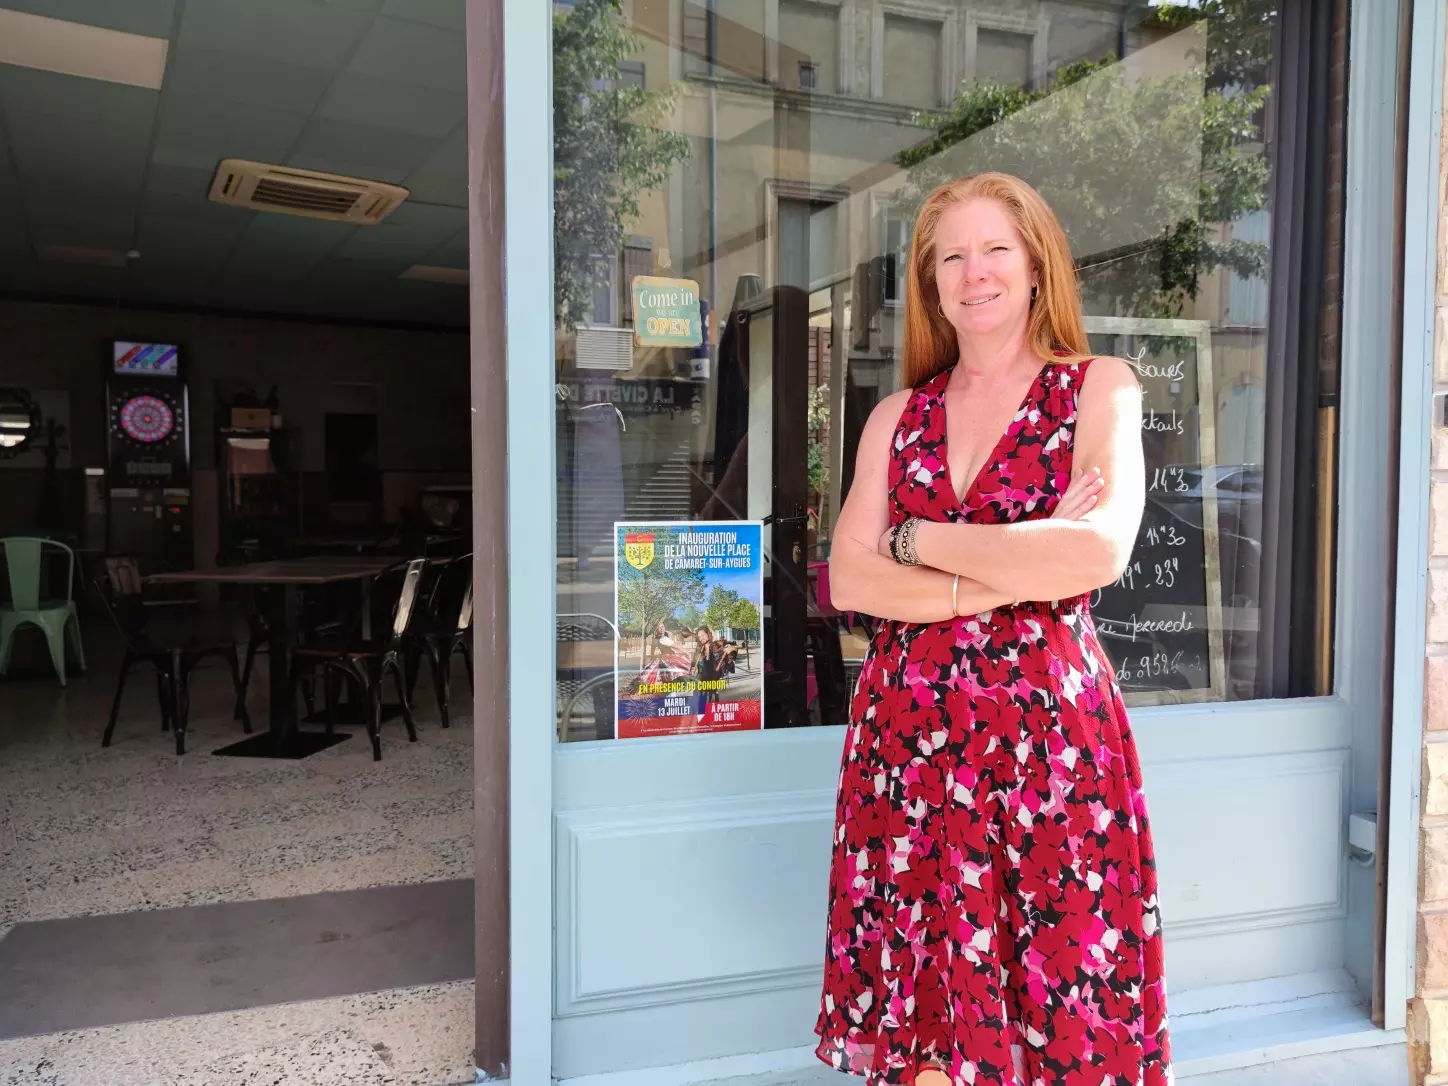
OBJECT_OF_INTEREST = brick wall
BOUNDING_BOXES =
[1412,19,1448,1084]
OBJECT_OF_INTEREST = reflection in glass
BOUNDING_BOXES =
[552,0,1341,741]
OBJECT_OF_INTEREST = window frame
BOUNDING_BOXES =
[870,0,957,107]
[961,9,1049,92]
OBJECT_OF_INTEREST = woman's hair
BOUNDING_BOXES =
[901,171,1090,388]
[695,626,714,641]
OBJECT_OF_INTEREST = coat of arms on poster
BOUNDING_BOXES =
[614,521,764,739]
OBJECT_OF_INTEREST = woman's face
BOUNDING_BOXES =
[932,197,1036,341]
[696,629,711,645]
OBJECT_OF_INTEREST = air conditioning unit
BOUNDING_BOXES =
[207,159,408,225]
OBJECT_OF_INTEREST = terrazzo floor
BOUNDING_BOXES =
[0,626,476,1084]
[0,981,474,1086]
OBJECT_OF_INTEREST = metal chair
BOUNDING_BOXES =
[288,557,426,761]
[405,552,473,728]
[95,556,251,755]
[0,536,85,685]
[556,612,617,742]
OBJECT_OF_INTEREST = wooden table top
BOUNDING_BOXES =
[147,556,404,586]
[556,639,616,670]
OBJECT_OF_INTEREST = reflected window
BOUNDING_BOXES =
[552,0,1347,742]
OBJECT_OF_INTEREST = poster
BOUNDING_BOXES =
[631,276,703,347]
[614,520,764,739]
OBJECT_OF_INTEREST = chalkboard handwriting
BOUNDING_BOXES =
[1141,409,1184,435]
[1152,557,1178,588]
[1124,610,1195,641]
[1149,467,1190,493]
[1125,345,1188,382]
[1144,525,1187,548]
[1114,650,1203,684]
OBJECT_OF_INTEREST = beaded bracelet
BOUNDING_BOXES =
[892,517,922,566]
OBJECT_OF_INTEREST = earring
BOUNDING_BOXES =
[1031,284,1039,302]
[938,300,947,318]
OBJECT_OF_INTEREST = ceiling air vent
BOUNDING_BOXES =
[207,159,408,225]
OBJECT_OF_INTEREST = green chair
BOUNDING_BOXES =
[0,536,86,686]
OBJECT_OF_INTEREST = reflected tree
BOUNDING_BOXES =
[895,1,1274,319]
[553,0,693,328]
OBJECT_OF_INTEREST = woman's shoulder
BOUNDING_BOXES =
[1050,352,1138,388]
[1077,355,1140,391]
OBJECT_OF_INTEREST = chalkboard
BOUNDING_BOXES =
[1081,317,1227,706]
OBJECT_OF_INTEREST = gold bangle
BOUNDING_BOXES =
[951,574,960,616]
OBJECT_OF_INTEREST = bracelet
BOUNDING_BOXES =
[888,518,925,566]
[951,574,960,616]
[899,517,923,566]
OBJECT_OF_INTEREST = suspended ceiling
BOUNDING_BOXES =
[0,0,470,328]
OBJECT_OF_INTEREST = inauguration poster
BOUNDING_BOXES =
[614,521,764,739]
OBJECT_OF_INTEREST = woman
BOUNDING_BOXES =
[691,625,726,683]
[815,173,1171,1086]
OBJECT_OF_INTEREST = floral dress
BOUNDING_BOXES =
[815,361,1172,1086]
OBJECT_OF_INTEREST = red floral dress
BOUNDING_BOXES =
[815,361,1172,1086]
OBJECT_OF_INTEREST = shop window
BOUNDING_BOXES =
[780,0,838,92]
[880,13,943,107]
[619,59,645,89]
[975,28,1034,89]
[551,0,1344,741]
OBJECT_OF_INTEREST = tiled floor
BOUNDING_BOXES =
[0,627,475,1084]
[0,981,474,1086]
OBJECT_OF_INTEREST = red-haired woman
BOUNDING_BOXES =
[816,172,1171,1086]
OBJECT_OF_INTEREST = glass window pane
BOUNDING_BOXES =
[553,0,1343,742]
[976,28,1033,89]
[883,16,942,107]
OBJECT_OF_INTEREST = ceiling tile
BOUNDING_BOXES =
[165,47,334,114]
[0,0,176,38]
[152,94,309,172]
[333,225,433,264]
[136,192,249,253]
[0,205,33,255]
[25,202,134,251]
[176,0,371,70]
[379,0,465,31]
[289,117,440,184]
[226,215,354,279]
[379,201,466,241]
[347,16,465,93]
[240,213,357,250]
[21,177,141,223]
[6,111,149,190]
[0,65,159,128]
[316,72,465,139]
[31,263,131,297]
[425,229,468,266]
[399,129,466,207]
[145,162,220,201]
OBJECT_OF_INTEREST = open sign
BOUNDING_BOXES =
[632,275,702,347]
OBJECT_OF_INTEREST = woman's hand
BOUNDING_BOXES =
[1051,465,1105,521]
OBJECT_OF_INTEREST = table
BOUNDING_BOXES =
[147,557,404,758]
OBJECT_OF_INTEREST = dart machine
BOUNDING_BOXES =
[105,340,193,569]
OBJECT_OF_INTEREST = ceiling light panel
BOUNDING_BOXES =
[0,9,168,90]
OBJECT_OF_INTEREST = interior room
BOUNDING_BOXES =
[0,2,477,1082]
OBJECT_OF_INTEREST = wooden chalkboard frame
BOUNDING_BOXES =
[1081,315,1228,706]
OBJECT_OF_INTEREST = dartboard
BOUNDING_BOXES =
[118,395,174,444]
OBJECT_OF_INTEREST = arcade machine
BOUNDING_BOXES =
[105,341,193,571]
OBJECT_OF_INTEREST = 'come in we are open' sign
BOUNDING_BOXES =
[631,276,702,347]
